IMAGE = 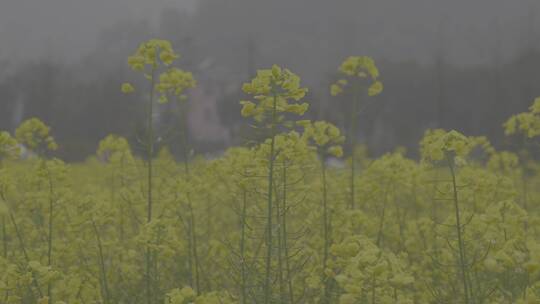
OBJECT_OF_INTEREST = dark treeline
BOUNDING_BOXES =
[1,0,539,160]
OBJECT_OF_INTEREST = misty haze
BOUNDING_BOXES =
[1,0,540,303]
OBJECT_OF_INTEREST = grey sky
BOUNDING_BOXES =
[0,0,195,62]
[0,0,538,65]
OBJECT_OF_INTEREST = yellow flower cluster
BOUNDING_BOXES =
[127,39,178,71]
[122,39,195,105]
[0,131,20,160]
[96,134,133,163]
[420,129,471,162]
[15,118,58,154]
[504,97,540,138]
[156,68,196,104]
[331,56,383,97]
[240,65,309,122]
[297,120,345,157]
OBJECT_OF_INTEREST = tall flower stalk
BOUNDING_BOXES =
[122,39,195,304]
[15,118,59,302]
[421,129,474,303]
[298,120,344,303]
[331,56,383,209]
[240,65,308,303]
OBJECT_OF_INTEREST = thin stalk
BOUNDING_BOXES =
[188,203,201,294]
[177,103,194,289]
[45,162,54,302]
[282,163,294,304]
[264,91,278,304]
[240,187,247,304]
[179,105,201,294]
[0,161,4,278]
[276,180,285,303]
[9,211,43,298]
[376,187,389,247]
[119,156,126,244]
[2,215,8,302]
[447,154,470,304]
[185,218,194,288]
[154,226,162,301]
[349,85,360,209]
[2,215,7,259]
[91,219,110,304]
[180,101,191,177]
[522,174,529,233]
[145,65,156,304]
[0,168,6,287]
[321,154,330,304]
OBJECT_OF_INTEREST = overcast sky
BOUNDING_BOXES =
[0,0,539,66]
[0,0,195,62]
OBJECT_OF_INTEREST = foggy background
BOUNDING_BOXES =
[1,0,539,160]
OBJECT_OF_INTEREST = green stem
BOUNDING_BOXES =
[9,211,43,298]
[2,215,8,302]
[185,217,194,288]
[146,65,156,304]
[180,101,191,176]
[264,91,278,304]
[240,187,247,304]
[276,176,285,303]
[180,109,202,294]
[282,164,294,304]
[376,188,388,247]
[2,215,7,259]
[119,157,126,243]
[349,86,360,209]
[92,219,110,304]
[447,154,470,304]
[522,174,529,233]
[154,226,162,301]
[321,154,330,303]
[188,202,201,294]
[45,161,54,302]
